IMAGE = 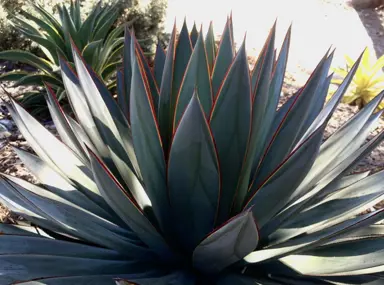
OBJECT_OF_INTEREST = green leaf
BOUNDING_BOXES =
[92,6,119,41]
[205,21,217,73]
[59,57,113,166]
[45,84,88,160]
[13,73,62,88]
[0,224,44,237]
[60,6,81,55]
[0,71,30,82]
[1,174,143,253]
[190,22,199,48]
[174,30,212,127]
[249,26,290,179]
[218,274,280,285]
[291,90,384,202]
[0,50,53,73]
[274,169,384,244]
[115,271,196,285]
[168,92,220,251]
[193,209,259,274]
[88,149,175,262]
[316,171,370,200]
[71,42,142,188]
[210,41,251,224]
[154,41,166,90]
[244,122,326,231]
[0,234,124,259]
[266,128,384,239]
[245,209,384,264]
[135,39,159,110]
[13,23,60,65]
[302,49,360,141]
[16,11,65,52]
[231,23,277,213]
[158,24,177,155]
[251,51,333,191]
[130,40,169,233]
[30,2,63,38]
[172,20,193,104]
[82,39,103,66]
[77,1,102,47]
[0,254,143,284]
[73,0,82,30]
[211,17,235,97]
[6,98,102,204]
[280,226,384,276]
[13,147,113,221]
[120,26,133,122]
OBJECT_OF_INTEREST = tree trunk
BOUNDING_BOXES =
[350,0,384,9]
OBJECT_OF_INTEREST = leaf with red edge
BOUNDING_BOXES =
[190,22,199,48]
[211,17,235,98]
[135,38,159,109]
[210,41,251,225]
[88,148,175,262]
[172,20,193,103]
[232,22,276,213]
[71,39,143,190]
[192,209,259,274]
[120,26,133,122]
[244,121,326,232]
[154,41,166,89]
[174,29,212,127]
[158,24,177,156]
[250,50,333,193]
[130,38,169,234]
[168,92,220,252]
[249,26,290,183]
[45,83,88,161]
[205,21,217,73]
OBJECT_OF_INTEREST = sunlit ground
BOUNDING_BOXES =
[164,0,377,85]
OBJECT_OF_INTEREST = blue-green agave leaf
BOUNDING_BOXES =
[45,84,88,161]
[210,41,251,224]
[154,41,166,88]
[88,149,175,262]
[158,24,177,155]
[205,21,217,73]
[130,41,169,233]
[193,209,258,274]
[211,17,235,97]
[168,92,220,251]
[174,29,212,126]
[190,22,199,48]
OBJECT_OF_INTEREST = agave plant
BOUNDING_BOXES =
[329,48,384,109]
[1,16,384,284]
[0,0,136,116]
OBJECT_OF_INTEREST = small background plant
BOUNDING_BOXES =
[329,48,384,109]
[0,0,167,118]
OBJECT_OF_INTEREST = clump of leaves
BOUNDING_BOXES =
[0,0,136,117]
[1,16,384,284]
[330,48,384,109]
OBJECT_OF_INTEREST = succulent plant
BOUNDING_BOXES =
[0,0,136,116]
[330,48,384,110]
[1,16,384,284]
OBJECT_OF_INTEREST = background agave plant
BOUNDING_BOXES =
[0,0,136,116]
[329,48,384,109]
[1,16,384,284]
